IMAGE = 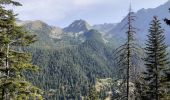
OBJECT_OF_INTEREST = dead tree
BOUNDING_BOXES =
[113,5,142,100]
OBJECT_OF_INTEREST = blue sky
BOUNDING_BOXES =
[13,0,168,27]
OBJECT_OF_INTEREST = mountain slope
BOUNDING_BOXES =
[23,20,55,48]
[108,0,170,44]
[18,20,93,49]
[93,23,117,33]
[63,19,92,33]
[27,29,115,100]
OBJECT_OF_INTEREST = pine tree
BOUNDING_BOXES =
[143,16,170,100]
[113,5,141,100]
[0,0,43,99]
[88,86,99,100]
[164,8,170,99]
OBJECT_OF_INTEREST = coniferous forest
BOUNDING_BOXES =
[1,0,170,100]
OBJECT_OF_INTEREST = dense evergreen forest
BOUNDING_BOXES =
[26,30,116,100]
[0,0,170,100]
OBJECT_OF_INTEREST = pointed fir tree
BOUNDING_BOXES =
[113,5,141,100]
[164,8,170,85]
[0,0,43,99]
[143,16,170,100]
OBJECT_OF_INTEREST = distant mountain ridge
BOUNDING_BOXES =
[93,23,117,33]
[63,19,92,33]
[17,0,170,46]
[17,1,170,99]
[17,19,116,38]
[17,19,117,49]
[17,20,63,37]
[108,0,170,44]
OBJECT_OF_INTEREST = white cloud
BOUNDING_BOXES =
[72,0,102,7]
[14,0,102,24]
[13,0,168,27]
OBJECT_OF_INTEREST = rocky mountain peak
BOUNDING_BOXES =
[63,19,92,33]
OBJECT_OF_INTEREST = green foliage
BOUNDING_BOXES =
[24,30,116,99]
[22,21,55,49]
[0,0,43,99]
[0,0,21,6]
[88,86,99,100]
[143,16,170,100]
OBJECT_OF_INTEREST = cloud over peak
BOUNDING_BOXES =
[14,0,168,27]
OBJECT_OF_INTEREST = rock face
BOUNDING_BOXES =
[63,19,92,33]
[93,23,117,33]
[95,78,113,92]
[49,26,63,38]
[95,78,137,100]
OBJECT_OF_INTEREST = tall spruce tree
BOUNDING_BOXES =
[164,8,170,98]
[164,8,170,84]
[143,16,170,100]
[113,5,141,100]
[0,0,43,99]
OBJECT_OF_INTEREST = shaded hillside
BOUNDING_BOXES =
[25,29,116,100]
[22,20,57,49]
